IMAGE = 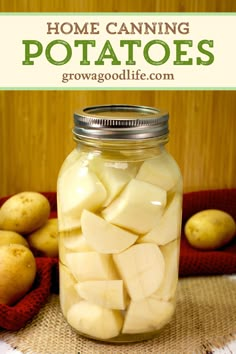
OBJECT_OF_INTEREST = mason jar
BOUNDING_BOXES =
[57,104,183,343]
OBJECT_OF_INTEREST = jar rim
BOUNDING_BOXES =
[73,104,169,140]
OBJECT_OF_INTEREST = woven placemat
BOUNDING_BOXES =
[0,276,236,354]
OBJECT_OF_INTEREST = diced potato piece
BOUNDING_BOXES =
[59,263,81,317]
[75,280,127,310]
[59,230,94,267]
[66,252,118,281]
[102,179,166,234]
[58,160,107,231]
[67,301,123,340]
[81,210,138,254]
[136,153,181,191]
[57,212,81,233]
[113,243,165,301]
[58,148,82,176]
[58,237,68,265]
[90,158,138,206]
[122,297,174,334]
[139,193,182,245]
[61,229,94,252]
[154,240,179,301]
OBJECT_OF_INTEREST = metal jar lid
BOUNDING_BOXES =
[73,104,169,140]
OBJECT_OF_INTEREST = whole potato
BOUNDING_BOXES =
[0,230,29,248]
[0,244,36,305]
[27,218,58,257]
[0,192,50,234]
[185,209,236,250]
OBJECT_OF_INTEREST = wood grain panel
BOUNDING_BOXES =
[0,0,235,197]
[1,90,235,197]
[1,0,236,12]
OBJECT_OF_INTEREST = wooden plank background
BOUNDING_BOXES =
[0,1,235,198]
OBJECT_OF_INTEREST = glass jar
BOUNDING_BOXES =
[57,104,183,343]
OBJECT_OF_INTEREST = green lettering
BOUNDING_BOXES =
[120,40,141,65]
[197,40,214,65]
[144,40,170,65]
[22,40,43,65]
[74,40,96,65]
[95,40,121,65]
[45,40,72,65]
[174,40,193,65]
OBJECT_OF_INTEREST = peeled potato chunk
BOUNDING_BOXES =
[185,209,236,250]
[66,252,118,281]
[67,301,123,340]
[122,297,174,334]
[57,212,81,233]
[81,210,138,254]
[89,158,138,206]
[58,148,82,176]
[61,229,93,252]
[57,160,107,231]
[136,153,180,191]
[102,178,167,234]
[59,263,82,317]
[113,243,165,301]
[154,240,179,301]
[140,193,182,245]
[75,280,127,310]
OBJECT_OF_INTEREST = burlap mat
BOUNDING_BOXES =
[0,276,235,354]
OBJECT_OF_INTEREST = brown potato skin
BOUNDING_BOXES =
[0,244,36,305]
[27,218,58,257]
[0,192,50,234]
[185,209,236,250]
[0,230,29,248]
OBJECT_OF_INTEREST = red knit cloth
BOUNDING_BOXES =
[0,190,235,331]
[0,257,58,331]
